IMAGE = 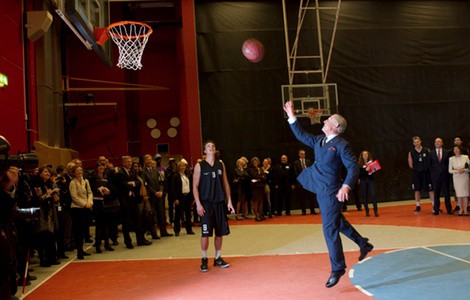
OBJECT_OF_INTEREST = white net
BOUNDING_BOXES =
[307,108,323,125]
[108,22,152,70]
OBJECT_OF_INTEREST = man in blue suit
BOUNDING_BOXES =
[283,101,373,288]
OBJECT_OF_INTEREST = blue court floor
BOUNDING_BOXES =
[349,244,470,300]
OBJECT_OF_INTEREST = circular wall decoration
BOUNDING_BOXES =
[167,127,178,138]
[170,117,180,127]
[147,118,157,128]
[151,129,161,139]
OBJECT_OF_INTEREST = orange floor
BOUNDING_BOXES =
[23,202,468,299]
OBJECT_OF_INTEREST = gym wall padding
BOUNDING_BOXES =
[195,0,470,202]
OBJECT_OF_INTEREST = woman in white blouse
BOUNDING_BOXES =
[171,159,195,236]
[69,165,94,258]
[448,146,469,216]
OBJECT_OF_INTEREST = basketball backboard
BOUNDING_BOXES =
[53,0,112,66]
[281,83,338,119]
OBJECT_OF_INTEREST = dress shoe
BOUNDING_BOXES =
[112,241,119,246]
[18,280,31,286]
[311,210,317,215]
[433,211,439,215]
[50,260,61,265]
[359,242,374,261]
[60,255,69,259]
[325,270,345,288]
[187,231,195,235]
[125,243,134,249]
[105,245,115,251]
[161,232,173,237]
[81,252,91,256]
[39,262,51,268]
[374,212,379,217]
[137,240,152,246]
[151,234,161,240]
[27,275,37,281]
[365,212,370,217]
[77,254,84,260]
[96,247,102,253]
[175,232,180,237]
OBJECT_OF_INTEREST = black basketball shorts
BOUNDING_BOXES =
[412,170,433,192]
[200,201,230,237]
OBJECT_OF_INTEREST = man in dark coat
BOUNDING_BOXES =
[283,101,373,288]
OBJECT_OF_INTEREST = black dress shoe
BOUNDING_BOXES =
[325,270,345,288]
[151,235,161,240]
[60,255,69,259]
[161,232,173,237]
[105,245,115,251]
[125,243,134,249]
[81,252,91,256]
[50,260,61,265]
[112,241,119,246]
[187,231,195,235]
[175,232,180,237]
[359,242,374,261]
[137,240,152,246]
[96,247,102,253]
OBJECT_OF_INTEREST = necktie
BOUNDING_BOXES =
[438,149,441,162]
[301,159,306,169]
[321,137,327,146]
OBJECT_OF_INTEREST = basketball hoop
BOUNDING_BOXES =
[96,21,153,70]
[307,108,323,125]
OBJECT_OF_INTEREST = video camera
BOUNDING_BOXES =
[0,135,39,174]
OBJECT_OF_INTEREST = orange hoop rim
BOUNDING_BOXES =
[106,21,153,40]
[307,108,323,116]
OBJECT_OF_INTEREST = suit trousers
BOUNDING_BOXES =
[276,186,291,215]
[174,194,193,234]
[71,208,88,254]
[432,174,452,213]
[317,192,368,272]
[121,196,145,244]
[297,186,317,213]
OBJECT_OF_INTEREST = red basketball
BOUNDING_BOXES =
[242,38,265,63]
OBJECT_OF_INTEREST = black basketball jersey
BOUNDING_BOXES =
[198,160,225,203]
[410,147,430,172]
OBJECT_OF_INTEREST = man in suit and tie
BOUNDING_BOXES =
[142,154,173,238]
[115,156,151,249]
[429,138,452,215]
[293,149,318,215]
[283,101,373,288]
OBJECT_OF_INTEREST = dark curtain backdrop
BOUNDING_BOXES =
[195,0,470,204]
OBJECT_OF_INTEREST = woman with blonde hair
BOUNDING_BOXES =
[69,165,93,259]
[233,158,249,220]
[248,157,266,221]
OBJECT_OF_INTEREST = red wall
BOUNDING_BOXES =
[65,1,202,167]
[0,0,28,153]
[66,11,182,166]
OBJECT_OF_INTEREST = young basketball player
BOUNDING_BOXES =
[193,140,235,272]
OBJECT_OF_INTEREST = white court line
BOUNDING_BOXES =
[348,269,354,278]
[354,285,373,297]
[422,246,470,264]
[20,245,93,299]
[357,256,372,264]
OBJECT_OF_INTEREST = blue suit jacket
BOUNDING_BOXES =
[289,121,359,196]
